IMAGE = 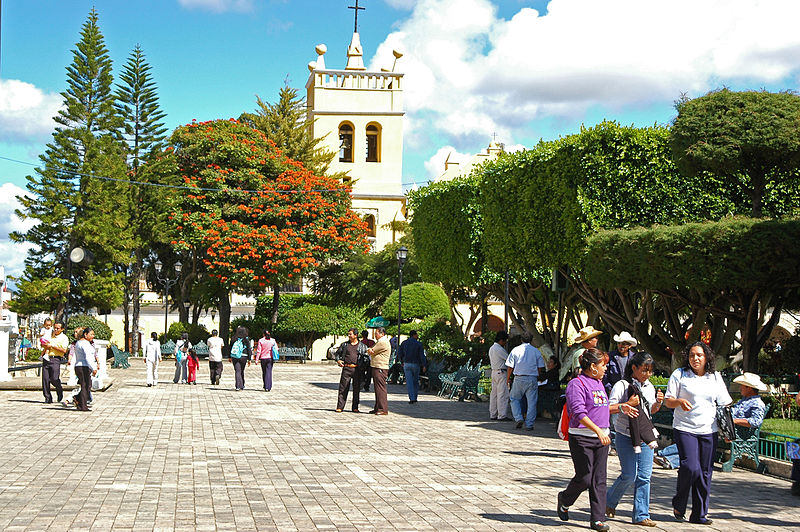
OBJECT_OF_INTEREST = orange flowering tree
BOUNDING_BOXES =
[166,119,369,301]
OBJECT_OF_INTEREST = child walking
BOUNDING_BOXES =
[187,348,200,385]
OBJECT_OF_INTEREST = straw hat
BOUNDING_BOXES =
[733,372,767,392]
[574,326,603,345]
[612,331,638,347]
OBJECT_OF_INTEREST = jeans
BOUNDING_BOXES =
[173,357,187,383]
[607,432,654,522]
[510,375,538,428]
[403,363,420,401]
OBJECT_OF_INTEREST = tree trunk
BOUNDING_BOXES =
[218,288,232,349]
[271,286,280,325]
[123,284,131,351]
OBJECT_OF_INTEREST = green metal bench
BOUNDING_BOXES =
[161,340,176,358]
[719,404,772,472]
[279,347,307,363]
[193,340,209,357]
[420,359,446,392]
[110,344,131,369]
[439,363,481,400]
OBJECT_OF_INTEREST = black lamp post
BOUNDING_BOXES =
[154,260,181,339]
[396,246,408,343]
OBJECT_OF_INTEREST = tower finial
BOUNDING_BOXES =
[348,0,365,33]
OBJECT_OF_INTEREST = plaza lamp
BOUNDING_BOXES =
[154,260,181,338]
[396,246,408,343]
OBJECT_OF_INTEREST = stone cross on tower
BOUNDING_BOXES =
[348,0,365,33]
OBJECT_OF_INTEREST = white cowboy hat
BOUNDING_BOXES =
[612,331,638,347]
[574,326,603,345]
[733,372,767,392]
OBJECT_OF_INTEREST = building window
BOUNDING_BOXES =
[366,123,380,162]
[364,214,377,238]
[339,123,354,163]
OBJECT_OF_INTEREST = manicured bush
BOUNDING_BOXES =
[26,348,42,361]
[165,322,210,344]
[66,314,112,341]
[383,282,450,322]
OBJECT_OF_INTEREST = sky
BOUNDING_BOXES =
[3,0,800,280]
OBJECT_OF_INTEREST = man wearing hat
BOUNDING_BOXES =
[603,332,637,395]
[731,373,768,429]
[564,326,603,380]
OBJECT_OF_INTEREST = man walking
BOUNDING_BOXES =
[506,331,546,430]
[488,331,511,420]
[367,327,390,415]
[207,329,224,385]
[335,328,368,412]
[42,322,68,405]
[398,330,426,404]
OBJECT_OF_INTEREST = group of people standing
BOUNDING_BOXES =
[39,319,101,412]
[556,326,769,531]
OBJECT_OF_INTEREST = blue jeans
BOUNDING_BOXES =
[509,375,538,428]
[403,363,420,401]
[606,432,654,522]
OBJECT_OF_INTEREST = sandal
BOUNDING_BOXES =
[605,507,615,518]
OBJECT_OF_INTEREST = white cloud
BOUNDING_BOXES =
[0,183,36,279]
[371,0,800,147]
[0,79,62,143]
[177,0,254,13]
[384,0,416,9]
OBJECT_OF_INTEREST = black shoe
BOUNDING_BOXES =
[792,482,800,496]
[515,421,523,429]
[590,521,610,531]
[689,517,713,525]
[556,492,569,521]
[673,509,685,522]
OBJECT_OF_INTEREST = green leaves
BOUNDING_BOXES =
[383,282,450,321]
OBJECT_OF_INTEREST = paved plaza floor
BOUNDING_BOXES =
[0,361,797,531]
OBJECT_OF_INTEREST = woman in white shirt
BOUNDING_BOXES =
[74,328,100,412]
[605,352,664,527]
[144,332,161,387]
[664,342,732,525]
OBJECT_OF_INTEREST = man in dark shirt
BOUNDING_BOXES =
[360,330,375,392]
[398,330,427,404]
[336,328,368,413]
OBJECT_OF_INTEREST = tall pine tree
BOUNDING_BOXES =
[114,44,168,352]
[11,9,131,320]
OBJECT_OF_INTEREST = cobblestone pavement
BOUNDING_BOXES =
[0,361,797,531]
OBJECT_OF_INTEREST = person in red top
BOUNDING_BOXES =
[254,330,278,392]
[186,348,200,385]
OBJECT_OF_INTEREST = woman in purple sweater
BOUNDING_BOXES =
[557,348,629,532]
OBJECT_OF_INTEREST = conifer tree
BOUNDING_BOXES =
[11,9,130,320]
[114,44,168,352]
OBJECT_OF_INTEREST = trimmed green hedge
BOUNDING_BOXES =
[165,322,210,344]
[383,282,450,321]
[66,315,112,341]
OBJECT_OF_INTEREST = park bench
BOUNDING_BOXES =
[438,363,482,401]
[193,340,209,358]
[279,347,307,363]
[420,359,446,392]
[161,340,176,358]
[109,344,131,369]
[718,404,772,473]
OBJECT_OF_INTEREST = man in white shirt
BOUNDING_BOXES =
[41,322,68,404]
[207,329,224,385]
[505,331,546,430]
[488,331,511,421]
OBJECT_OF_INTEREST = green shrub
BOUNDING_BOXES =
[26,348,42,361]
[383,282,450,321]
[66,314,112,341]
[165,322,210,344]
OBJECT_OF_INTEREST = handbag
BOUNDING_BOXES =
[714,372,736,440]
[271,344,280,360]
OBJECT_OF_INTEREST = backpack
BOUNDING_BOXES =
[230,338,244,358]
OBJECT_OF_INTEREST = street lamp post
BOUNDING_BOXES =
[154,260,182,339]
[396,246,408,344]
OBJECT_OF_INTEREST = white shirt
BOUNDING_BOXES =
[488,342,509,371]
[39,326,53,342]
[144,339,161,362]
[609,379,657,437]
[208,336,224,362]
[505,343,545,376]
[665,368,732,435]
[74,339,98,370]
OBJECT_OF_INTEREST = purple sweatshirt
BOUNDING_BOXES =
[566,374,609,435]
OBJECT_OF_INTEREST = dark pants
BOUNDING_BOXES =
[387,362,403,384]
[337,366,362,411]
[672,429,717,521]
[792,459,800,482]
[42,356,64,402]
[560,434,609,523]
[260,359,274,391]
[231,357,247,389]
[75,366,92,411]
[372,367,388,413]
[209,360,223,384]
